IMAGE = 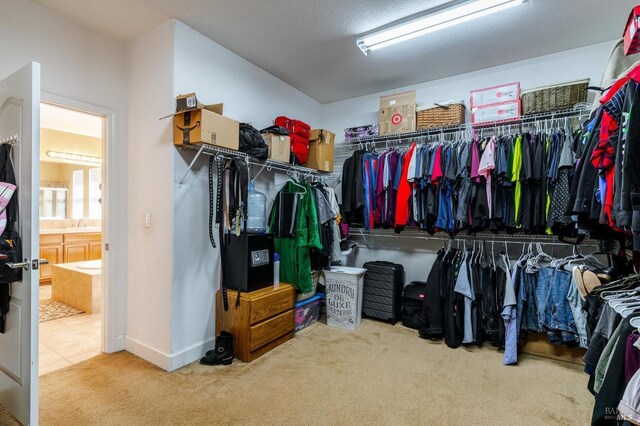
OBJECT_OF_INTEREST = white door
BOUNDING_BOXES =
[0,63,41,425]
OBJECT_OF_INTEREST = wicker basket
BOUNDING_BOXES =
[521,79,589,115]
[416,102,466,130]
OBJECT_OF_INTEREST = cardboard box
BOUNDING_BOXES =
[472,101,521,125]
[624,6,640,55]
[169,93,239,150]
[379,91,416,136]
[304,129,335,172]
[262,133,290,163]
[470,82,520,108]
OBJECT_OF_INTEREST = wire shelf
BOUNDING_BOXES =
[335,106,591,152]
[177,143,340,185]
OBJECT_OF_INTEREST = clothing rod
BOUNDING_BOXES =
[349,229,597,246]
[336,106,591,150]
[0,135,18,145]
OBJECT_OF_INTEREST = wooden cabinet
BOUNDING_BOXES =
[63,243,89,263]
[39,233,63,284]
[89,242,102,260]
[39,231,102,284]
[216,284,295,363]
[63,232,101,263]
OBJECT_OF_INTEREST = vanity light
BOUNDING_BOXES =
[356,0,528,55]
[46,151,101,165]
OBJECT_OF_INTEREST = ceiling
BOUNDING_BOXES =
[41,103,103,139]
[32,0,637,103]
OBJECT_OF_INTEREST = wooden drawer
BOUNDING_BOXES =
[250,286,295,325]
[249,309,294,352]
[216,283,295,363]
[41,233,63,245]
[63,232,101,244]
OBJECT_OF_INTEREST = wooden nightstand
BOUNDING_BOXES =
[215,283,295,363]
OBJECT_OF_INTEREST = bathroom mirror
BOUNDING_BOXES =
[39,187,68,219]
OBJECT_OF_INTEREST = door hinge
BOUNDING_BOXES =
[105,243,109,251]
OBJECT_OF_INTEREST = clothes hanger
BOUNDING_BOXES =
[287,174,307,195]
[630,315,640,329]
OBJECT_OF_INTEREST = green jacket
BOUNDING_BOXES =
[268,181,322,293]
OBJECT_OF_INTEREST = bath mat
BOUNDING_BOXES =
[39,300,84,323]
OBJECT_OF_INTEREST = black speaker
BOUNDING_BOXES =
[222,233,274,292]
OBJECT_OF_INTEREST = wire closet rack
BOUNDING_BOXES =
[177,143,341,185]
[335,105,592,155]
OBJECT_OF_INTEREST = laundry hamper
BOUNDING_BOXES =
[324,267,366,330]
[416,102,466,130]
[521,79,589,115]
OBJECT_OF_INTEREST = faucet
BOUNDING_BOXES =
[77,218,84,228]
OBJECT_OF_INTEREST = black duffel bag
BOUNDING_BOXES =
[239,123,268,160]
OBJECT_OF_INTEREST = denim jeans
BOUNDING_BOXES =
[566,275,589,349]
[535,267,552,330]
[537,267,578,344]
[520,269,540,333]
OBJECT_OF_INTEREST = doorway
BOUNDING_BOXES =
[38,102,105,375]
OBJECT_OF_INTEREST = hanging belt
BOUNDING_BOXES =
[209,155,248,311]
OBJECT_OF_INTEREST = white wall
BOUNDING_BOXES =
[0,0,128,350]
[321,40,616,283]
[170,21,323,369]
[125,21,176,367]
[321,41,614,139]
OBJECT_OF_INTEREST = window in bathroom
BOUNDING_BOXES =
[72,169,83,220]
[89,168,101,219]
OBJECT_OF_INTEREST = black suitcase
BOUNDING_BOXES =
[362,261,404,324]
[402,281,427,330]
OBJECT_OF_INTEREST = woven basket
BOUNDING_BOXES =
[416,102,466,130]
[521,79,589,115]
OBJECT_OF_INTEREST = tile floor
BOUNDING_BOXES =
[39,285,102,376]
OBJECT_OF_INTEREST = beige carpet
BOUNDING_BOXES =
[34,319,592,425]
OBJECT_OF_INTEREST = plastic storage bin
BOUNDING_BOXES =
[324,267,366,330]
[294,292,324,332]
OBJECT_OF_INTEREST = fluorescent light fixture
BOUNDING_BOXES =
[357,0,528,55]
[46,150,102,165]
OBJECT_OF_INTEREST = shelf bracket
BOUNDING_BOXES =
[251,161,269,182]
[179,144,206,185]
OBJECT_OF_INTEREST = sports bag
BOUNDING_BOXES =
[239,123,268,160]
[402,281,427,330]
[274,116,311,139]
[290,134,310,165]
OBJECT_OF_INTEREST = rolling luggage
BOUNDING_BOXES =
[361,261,404,324]
[401,281,427,330]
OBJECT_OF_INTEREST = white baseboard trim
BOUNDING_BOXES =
[124,335,215,372]
[104,334,126,353]
[167,337,216,371]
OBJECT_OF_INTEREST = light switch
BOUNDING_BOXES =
[144,212,151,228]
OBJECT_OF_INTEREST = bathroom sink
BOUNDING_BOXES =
[76,260,101,270]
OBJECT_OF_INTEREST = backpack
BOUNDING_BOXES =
[238,123,268,160]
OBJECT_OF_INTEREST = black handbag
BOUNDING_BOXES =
[0,227,22,284]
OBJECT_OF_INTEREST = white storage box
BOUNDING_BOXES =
[324,267,366,330]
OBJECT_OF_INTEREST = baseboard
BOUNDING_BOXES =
[104,334,126,353]
[167,337,215,372]
[124,335,215,372]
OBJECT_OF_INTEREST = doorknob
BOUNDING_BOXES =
[6,258,30,271]
[32,259,48,270]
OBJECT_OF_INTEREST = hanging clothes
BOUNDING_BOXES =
[268,181,322,293]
